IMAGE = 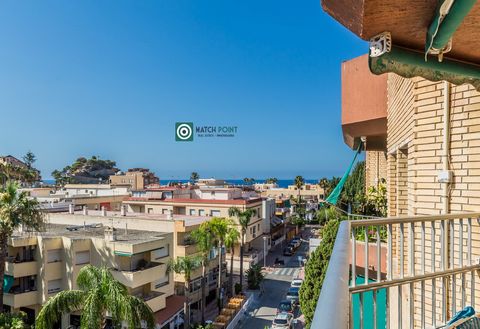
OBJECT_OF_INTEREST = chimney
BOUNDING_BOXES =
[83,206,88,216]
[104,226,117,242]
[101,206,107,216]
[120,205,127,216]
[68,204,74,214]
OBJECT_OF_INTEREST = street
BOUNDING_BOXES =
[237,237,309,329]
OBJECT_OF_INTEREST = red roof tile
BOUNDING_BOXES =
[154,295,186,325]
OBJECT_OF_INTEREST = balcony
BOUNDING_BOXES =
[5,260,37,277]
[176,243,198,257]
[341,54,387,151]
[143,291,166,312]
[111,262,166,289]
[312,212,480,328]
[3,290,38,308]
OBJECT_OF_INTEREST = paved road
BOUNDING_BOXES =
[237,238,309,329]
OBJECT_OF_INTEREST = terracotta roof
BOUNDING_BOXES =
[154,295,186,325]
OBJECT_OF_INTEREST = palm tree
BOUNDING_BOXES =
[294,175,305,208]
[265,177,278,184]
[167,256,202,328]
[36,265,155,329]
[0,182,45,312]
[227,207,256,291]
[190,172,200,184]
[224,226,240,296]
[319,177,329,199]
[209,217,234,308]
[191,223,214,323]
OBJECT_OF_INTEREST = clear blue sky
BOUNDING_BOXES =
[0,0,367,180]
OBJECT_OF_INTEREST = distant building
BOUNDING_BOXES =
[0,155,41,182]
[109,168,160,191]
[258,184,325,201]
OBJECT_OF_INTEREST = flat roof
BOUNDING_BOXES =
[11,223,169,245]
[126,197,263,205]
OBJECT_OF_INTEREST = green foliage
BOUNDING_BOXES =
[0,312,28,329]
[167,255,202,284]
[243,177,255,185]
[190,172,199,183]
[36,265,154,329]
[315,206,342,226]
[365,181,387,217]
[246,264,264,290]
[234,283,242,295]
[299,219,340,328]
[265,177,278,184]
[341,161,366,213]
[51,156,119,185]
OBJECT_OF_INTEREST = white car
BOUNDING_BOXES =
[291,278,303,288]
[272,312,293,329]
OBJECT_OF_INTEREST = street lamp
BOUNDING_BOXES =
[263,236,268,268]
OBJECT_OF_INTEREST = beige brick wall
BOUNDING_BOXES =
[385,75,480,327]
[365,150,387,189]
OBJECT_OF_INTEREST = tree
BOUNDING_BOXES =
[341,161,366,213]
[245,264,264,290]
[22,152,36,169]
[0,182,45,312]
[51,156,119,185]
[228,207,256,291]
[294,175,305,203]
[167,256,202,328]
[208,217,234,309]
[0,312,28,329]
[224,225,240,296]
[190,172,200,184]
[265,177,278,184]
[299,219,340,328]
[365,180,387,217]
[190,223,215,323]
[318,178,329,199]
[36,265,154,329]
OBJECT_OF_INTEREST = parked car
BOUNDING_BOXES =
[277,300,294,314]
[290,238,301,248]
[290,278,303,288]
[271,312,293,329]
[274,258,285,266]
[283,246,294,256]
[286,287,300,305]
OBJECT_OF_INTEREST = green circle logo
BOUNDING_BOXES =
[175,122,194,141]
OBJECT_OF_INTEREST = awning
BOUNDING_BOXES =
[154,295,186,326]
[3,275,14,293]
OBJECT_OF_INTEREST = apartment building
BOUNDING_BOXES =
[124,185,274,258]
[47,209,227,326]
[4,221,177,329]
[110,168,160,191]
[258,184,325,201]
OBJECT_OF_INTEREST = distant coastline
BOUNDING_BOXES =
[41,178,319,188]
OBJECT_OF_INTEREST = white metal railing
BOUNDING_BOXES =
[312,212,480,329]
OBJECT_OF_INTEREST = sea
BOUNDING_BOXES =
[42,179,319,188]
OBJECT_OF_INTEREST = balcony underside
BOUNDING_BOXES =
[342,118,387,151]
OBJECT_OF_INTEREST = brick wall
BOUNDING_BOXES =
[365,150,387,190]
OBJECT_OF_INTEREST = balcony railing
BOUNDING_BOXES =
[312,212,480,329]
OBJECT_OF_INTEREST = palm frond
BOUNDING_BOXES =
[76,265,102,291]
[35,290,85,329]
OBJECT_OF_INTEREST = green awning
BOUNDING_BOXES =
[114,251,134,257]
[369,45,480,91]
[325,143,362,205]
[3,275,14,293]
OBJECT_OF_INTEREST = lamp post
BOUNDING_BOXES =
[263,236,268,268]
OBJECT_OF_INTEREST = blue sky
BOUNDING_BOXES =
[0,1,367,180]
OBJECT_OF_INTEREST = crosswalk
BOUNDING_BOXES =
[270,267,300,277]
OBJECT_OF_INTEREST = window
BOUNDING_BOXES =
[199,209,205,216]
[189,209,196,216]
[210,210,220,217]
[154,276,169,289]
[48,279,62,294]
[162,209,168,214]
[47,249,62,263]
[147,208,153,214]
[152,245,169,260]
[189,278,202,292]
[75,251,90,265]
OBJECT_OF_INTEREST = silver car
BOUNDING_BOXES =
[272,312,293,329]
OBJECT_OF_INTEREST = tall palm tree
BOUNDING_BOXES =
[190,172,200,185]
[209,217,234,307]
[227,207,256,291]
[36,265,154,329]
[167,256,202,328]
[319,177,329,200]
[294,175,305,208]
[191,223,214,324]
[224,226,240,296]
[0,182,45,312]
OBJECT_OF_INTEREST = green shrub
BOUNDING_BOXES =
[0,312,28,329]
[234,283,242,295]
[246,264,264,290]
[299,219,340,328]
